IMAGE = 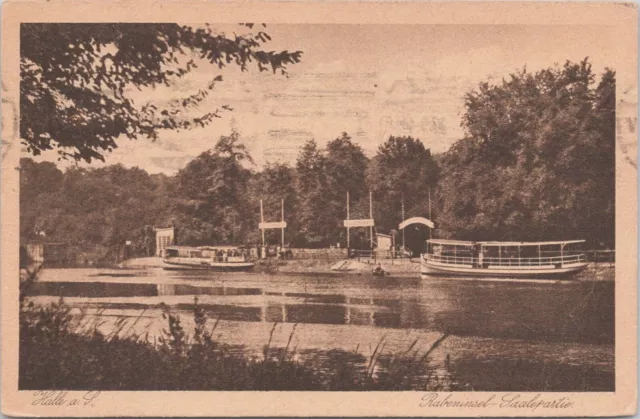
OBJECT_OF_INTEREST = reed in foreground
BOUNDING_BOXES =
[19,295,448,391]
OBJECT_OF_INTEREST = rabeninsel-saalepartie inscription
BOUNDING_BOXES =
[420,393,574,412]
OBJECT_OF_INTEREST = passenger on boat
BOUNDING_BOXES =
[472,245,480,268]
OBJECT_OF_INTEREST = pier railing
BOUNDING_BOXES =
[348,249,415,260]
[587,250,615,263]
[425,253,587,267]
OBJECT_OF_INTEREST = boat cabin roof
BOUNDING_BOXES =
[197,246,245,250]
[166,245,244,251]
[427,239,585,247]
[478,240,585,247]
[426,239,475,246]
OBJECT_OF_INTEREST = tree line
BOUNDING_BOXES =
[20,55,616,260]
[20,131,439,258]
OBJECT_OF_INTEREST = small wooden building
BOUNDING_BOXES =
[375,233,393,251]
[154,227,175,257]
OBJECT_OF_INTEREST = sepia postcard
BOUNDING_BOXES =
[1,0,637,416]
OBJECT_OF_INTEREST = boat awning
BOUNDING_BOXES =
[427,239,474,246]
[198,246,243,250]
[427,239,586,247]
[478,240,586,247]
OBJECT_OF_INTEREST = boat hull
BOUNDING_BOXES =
[421,260,588,278]
[162,259,254,272]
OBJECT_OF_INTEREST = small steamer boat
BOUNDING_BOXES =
[162,245,254,271]
[421,239,588,278]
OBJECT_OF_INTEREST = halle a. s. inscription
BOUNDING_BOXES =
[31,391,101,407]
[420,393,574,412]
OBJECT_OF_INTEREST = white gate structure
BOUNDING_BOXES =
[259,199,287,251]
[344,191,375,250]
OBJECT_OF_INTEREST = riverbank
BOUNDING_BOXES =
[119,256,613,280]
[118,256,422,276]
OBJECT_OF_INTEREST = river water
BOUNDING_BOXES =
[27,267,615,391]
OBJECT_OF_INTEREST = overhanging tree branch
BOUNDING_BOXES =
[20,23,303,162]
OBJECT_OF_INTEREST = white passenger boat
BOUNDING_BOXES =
[162,245,254,271]
[421,239,588,278]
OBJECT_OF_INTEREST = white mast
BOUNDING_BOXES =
[281,199,285,249]
[260,199,265,247]
[369,191,373,250]
[428,187,432,239]
[346,191,350,250]
[402,193,405,250]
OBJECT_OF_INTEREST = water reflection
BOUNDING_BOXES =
[28,274,614,344]
[29,282,263,298]
[157,284,262,297]
[29,281,159,298]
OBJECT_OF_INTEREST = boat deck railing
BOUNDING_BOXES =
[165,255,250,263]
[424,253,587,266]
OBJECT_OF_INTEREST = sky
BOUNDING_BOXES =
[33,24,626,175]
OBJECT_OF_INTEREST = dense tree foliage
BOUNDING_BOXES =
[436,59,615,247]
[294,139,331,246]
[247,162,299,245]
[322,133,370,245]
[367,136,439,233]
[21,23,302,162]
[20,159,173,261]
[292,134,372,247]
[172,131,255,245]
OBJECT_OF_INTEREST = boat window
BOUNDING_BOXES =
[539,245,562,258]
[501,247,517,258]
[165,249,179,258]
[520,246,538,258]
[563,242,585,256]
[482,246,499,258]
[456,247,473,257]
